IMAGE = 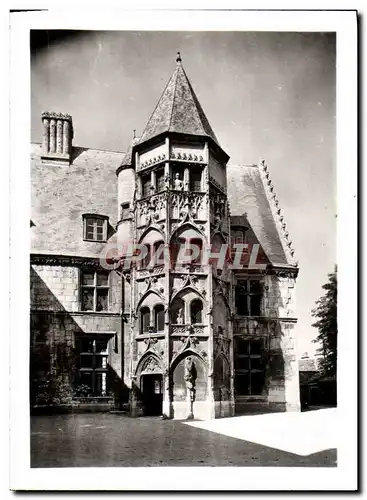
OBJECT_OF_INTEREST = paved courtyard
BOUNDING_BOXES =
[31,409,337,468]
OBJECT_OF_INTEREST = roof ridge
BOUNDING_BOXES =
[168,64,180,135]
[139,67,176,144]
[258,159,297,266]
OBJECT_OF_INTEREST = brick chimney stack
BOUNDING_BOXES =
[41,111,73,165]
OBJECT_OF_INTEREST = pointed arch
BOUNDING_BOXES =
[135,351,163,378]
[138,226,165,245]
[170,222,206,243]
[170,285,206,304]
[136,288,164,311]
[170,348,207,371]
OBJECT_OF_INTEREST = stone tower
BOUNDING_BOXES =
[119,54,234,419]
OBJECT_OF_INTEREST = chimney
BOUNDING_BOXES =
[41,111,73,165]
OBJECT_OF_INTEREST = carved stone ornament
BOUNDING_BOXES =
[142,356,161,374]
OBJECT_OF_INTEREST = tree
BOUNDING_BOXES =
[311,266,337,377]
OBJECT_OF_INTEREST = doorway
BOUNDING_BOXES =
[141,374,163,416]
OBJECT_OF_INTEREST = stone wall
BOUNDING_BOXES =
[30,264,125,409]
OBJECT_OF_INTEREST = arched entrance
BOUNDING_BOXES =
[141,374,163,416]
[137,355,163,417]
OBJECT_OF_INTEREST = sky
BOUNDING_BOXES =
[31,30,336,357]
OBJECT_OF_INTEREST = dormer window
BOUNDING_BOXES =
[83,214,108,242]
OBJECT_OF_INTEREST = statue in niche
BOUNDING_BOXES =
[174,173,184,191]
[184,357,197,419]
[176,308,184,325]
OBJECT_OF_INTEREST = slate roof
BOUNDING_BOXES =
[31,144,123,258]
[227,164,291,266]
[31,143,294,268]
[139,60,219,146]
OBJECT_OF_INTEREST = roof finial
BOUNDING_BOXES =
[133,129,136,139]
[176,51,182,64]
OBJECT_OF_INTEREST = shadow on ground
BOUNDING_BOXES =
[31,414,337,468]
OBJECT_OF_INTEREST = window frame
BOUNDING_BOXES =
[120,203,131,221]
[234,338,265,396]
[83,214,108,242]
[235,279,262,316]
[80,270,110,313]
[74,334,110,397]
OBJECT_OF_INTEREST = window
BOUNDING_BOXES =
[234,339,265,396]
[233,229,245,244]
[154,304,165,332]
[81,270,109,312]
[83,215,108,242]
[74,335,109,397]
[152,241,165,267]
[171,297,185,324]
[140,307,150,334]
[156,170,165,193]
[142,174,151,198]
[190,238,203,265]
[190,299,203,324]
[190,170,202,192]
[139,243,151,269]
[170,237,186,268]
[121,203,131,220]
[235,279,262,316]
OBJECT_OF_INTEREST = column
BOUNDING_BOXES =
[184,167,190,191]
[63,120,71,155]
[49,118,56,153]
[56,119,63,154]
[42,116,50,154]
[151,170,156,195]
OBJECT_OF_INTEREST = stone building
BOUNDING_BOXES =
[30,55,300,418]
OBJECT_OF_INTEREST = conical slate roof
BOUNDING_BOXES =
[139,54,219,146]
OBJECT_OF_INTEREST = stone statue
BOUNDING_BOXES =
[184,356,197,419]
[184,357,197,391]
[173,173,184,191]
[176,308,184,324]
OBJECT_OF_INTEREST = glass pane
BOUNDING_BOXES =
[96,272,109,287]
[250,341,262,356]
[141,308,150,333]
[190,170,202,191]
[95,373,107,396]
[82,273,94,286]
[156,171,165,192]
[235,338,249,355]
[81,288,94,311]
[190,299,203,324]
[95,339,108,353]
[79,338,94,353]
[96,219,104,229]
[121,204,130,219]
[142,177,151,198]
[251,371,265,395]
[235,373,250,395]
[236,356,250,370]
[86,229,95,240]
[251,296,261,316]
[86,220,95,230]
[80,354,93,368]
[154,378,162,394]
[155,306,165,331]
[95,355,108,368]
[250,357,263,370]
[96,289,108,311]
[79,372,93,395]
[250,280,262,294]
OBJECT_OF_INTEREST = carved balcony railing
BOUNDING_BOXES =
[170,191,207,221]
[171,324,206,336]
[136,193,167,228]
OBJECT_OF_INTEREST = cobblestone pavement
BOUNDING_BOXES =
[31,414,337,468]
